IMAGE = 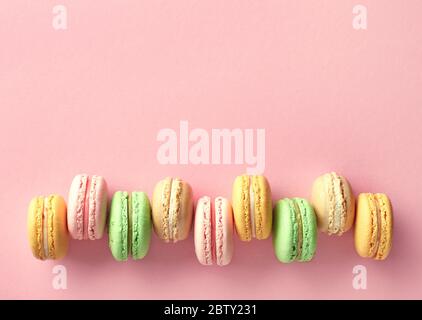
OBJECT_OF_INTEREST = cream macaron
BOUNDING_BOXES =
[151,177,194,243]
[311,172,355,235]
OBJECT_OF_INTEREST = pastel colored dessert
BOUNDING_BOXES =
[67,174,108,240]
[152,177,193,243]
[354,193,393,260]
[194,196,234,266]
[109,191,152,261]
[311,172,355,235]
[273,198,317,263]
[27,195,68,260]
[232,174,272,241]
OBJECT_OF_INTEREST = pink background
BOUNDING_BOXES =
[1,1,421,299]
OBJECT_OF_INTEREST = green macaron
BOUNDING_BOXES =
[109,191,152,261]
[273,198,317,263]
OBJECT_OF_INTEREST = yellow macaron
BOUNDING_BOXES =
[27,195,69,260]
[232,174,272,241]
[354,193,393,260]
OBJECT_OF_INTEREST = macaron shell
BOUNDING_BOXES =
[215,197,234,266]
[67,174,88,240]
[109,191,129,261]
[273,199,295,263]
[151,177,171,241]
[374,193,393,260]
[251,175,272,240]
[194,196,212,265]
[47,195,68,260]
[355,193,376,258]
[232,175,251,241]
[130,192,152,260]
[310,175,328,232]
[341,176,355,234]
[169,179,194,242]
[28,196,46,260]
[87,175,108,240]
[295,198,317,262]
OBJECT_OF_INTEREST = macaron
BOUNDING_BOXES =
[311,172,355,235]
[67,174,108,240]
[194,196,234,266]
[273,198,317,263]
[152,177,193,243]
[232,174,272,241]
[109,191,152,261]
[27,195,68,260]
[354,193,393,260]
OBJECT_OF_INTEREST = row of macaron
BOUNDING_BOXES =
[27,172,393,265]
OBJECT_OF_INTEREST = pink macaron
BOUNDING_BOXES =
[194,196,234,266]
[67,174,108,240]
